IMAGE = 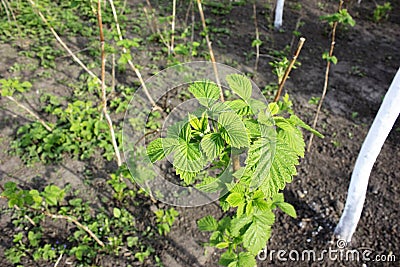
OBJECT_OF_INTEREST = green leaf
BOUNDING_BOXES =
[243,210,275,255]
[272,193,297,218]
[251,38,262,47]
[231,215,252,237]
[219,251,237,266]
[226,192,244,207]
[113,207,121,218]
[173,141,205,173]
[29,190,43,206]
[189,80,220,108]
[147,138,178,163]
[176,169,198,184]
[147,138,165,163]
[275,117,305,157]
[288,115,324,138]
[188,113,202,131]
[238,252,257,267]
[226,74,252,101]
[218,112,249,148]
[260,139,299,198]
[245,137,274,189]
[200,133,225,161]
[268,102,279,115]
[276,202,297,218]
[216,242,230,249]
[195,176,222,192]
[198,215,218,231]
[42,185,64,206]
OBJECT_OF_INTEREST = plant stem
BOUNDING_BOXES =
[45,212,105,247]
[108,0,160,111]
[273,37,305,102]
[253,3,260,72]
[170,0,176,55]
[27,0,101,83]
[196,0,224,102]
[54,253,63,267]
[4,95,53,132]
[98,0,122,167]
[1,0,10,22]
[307,0,343,152]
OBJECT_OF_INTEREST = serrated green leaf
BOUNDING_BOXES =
[200,133,225,161]
[189,80,220,108]
[225,99,248,113]
[268,102,279,115]
[219,251,236,266]
[260,139,299,198]
[147,138,166,163]
[245,137,274,190]
[275,117,305,157]
[167,121,186,139]
[173,141,205,173]
[288,115,324,138]
[198,215,218,231]
[188,113,202,131]
[175,168,198,184]
[231,215,252,237]
[226,192,244,207]
[247,98,267,114]
[243,211,275,255]
[181,122,192,142]
[218,112,249,148]
[238,252,257,267]
[226,74,252,101]
[195,176,222,192]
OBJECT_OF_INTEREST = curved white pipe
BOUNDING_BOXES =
[335,68,400,242]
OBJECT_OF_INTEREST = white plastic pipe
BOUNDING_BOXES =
[274,0,285,29]
[335,68,400,242]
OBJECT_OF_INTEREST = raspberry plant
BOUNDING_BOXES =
[147,74,322,266]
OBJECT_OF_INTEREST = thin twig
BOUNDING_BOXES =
[45,212,105,247]
[111,53,116,95]
[184,0,193,27]
[196,0,224,102]
[170,0,177,55]
[253,3,260,72]
[108,0,160,110]
[189,4,195,56]
[27,0,101,84]
[307,1,343,152]
[4,95,53,132]
[54,253,63,267]
[1,0,10,22]
[273,37,306,102]
[98,0,123,167]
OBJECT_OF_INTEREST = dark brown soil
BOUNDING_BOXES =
[1,0,399,266]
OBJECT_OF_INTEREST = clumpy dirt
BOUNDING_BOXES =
[1,0,399,266]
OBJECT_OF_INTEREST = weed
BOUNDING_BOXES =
[373,2,392,22]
